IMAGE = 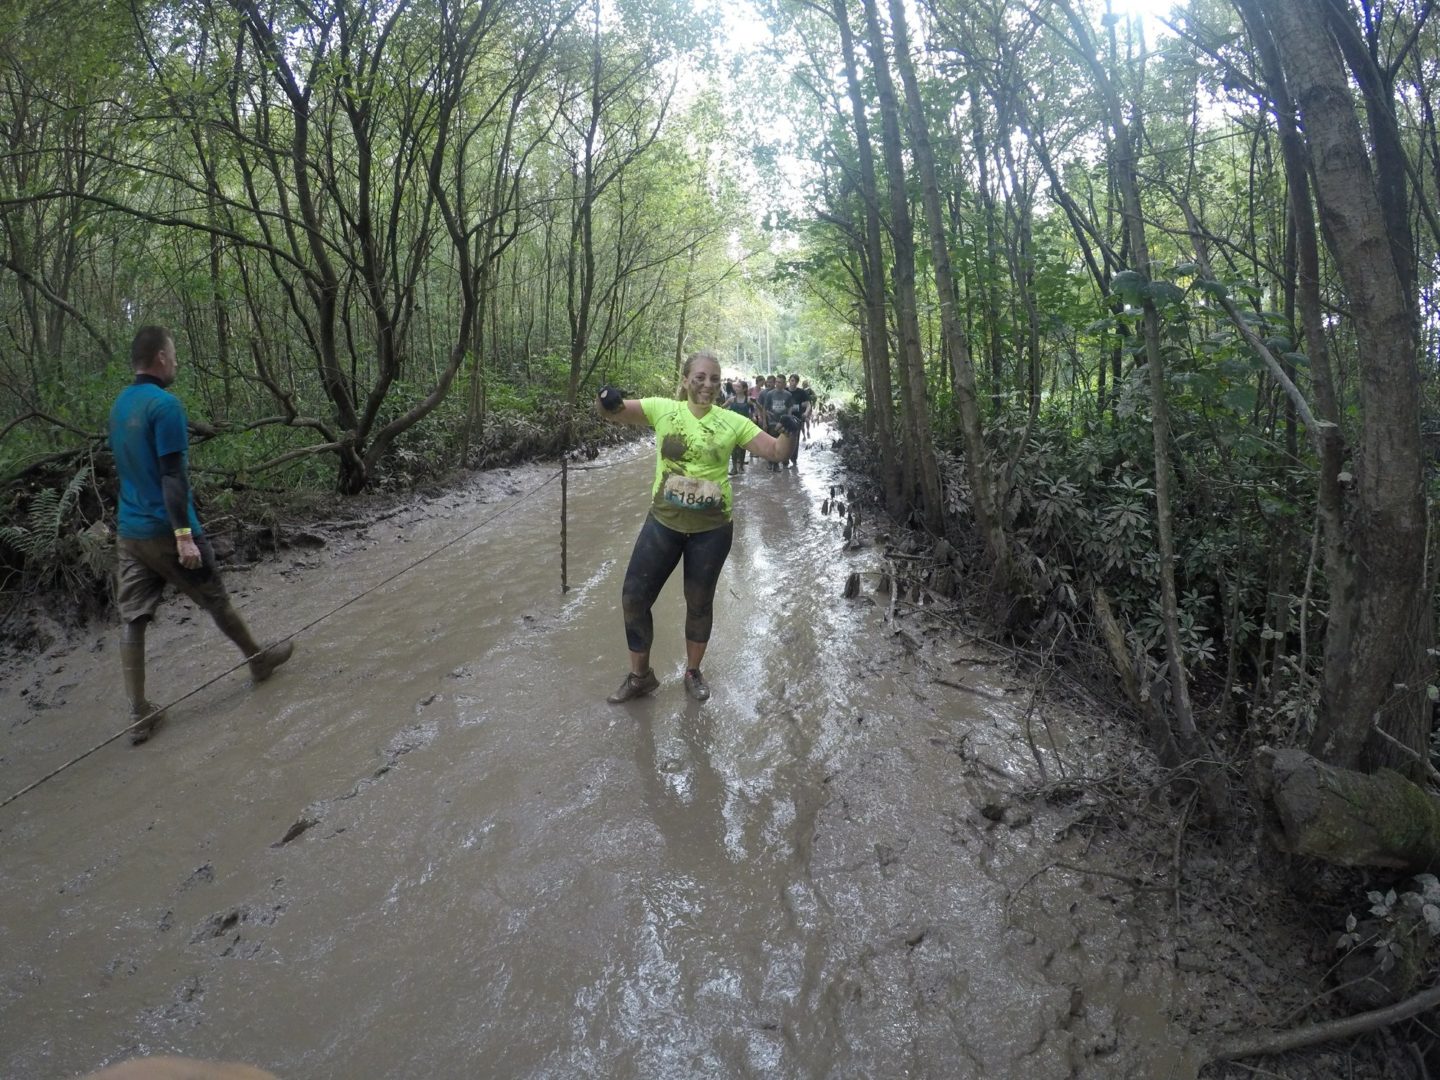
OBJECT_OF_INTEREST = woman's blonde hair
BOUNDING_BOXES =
[675,349,722,401]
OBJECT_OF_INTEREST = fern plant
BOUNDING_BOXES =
[0,464,94,570]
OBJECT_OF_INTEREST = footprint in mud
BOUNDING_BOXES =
[191,908,243,943]
[189,903,287,959]
[272,723,440,847]
[179,863,215,891]
[875,839,908,878]
[272,818,316,847]
[100,957,139,986]
[385,720,438,762]
[58,863,104,895]
[147,973,206,1023]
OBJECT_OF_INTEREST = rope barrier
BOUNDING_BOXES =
[0,467,566,812]
[568,454,640,471]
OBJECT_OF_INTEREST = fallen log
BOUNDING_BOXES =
[1253,746,1440,872]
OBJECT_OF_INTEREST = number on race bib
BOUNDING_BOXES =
[663,474,723,512]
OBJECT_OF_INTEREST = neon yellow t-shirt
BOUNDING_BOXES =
[639,397,762,533]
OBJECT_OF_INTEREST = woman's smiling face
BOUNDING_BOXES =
[687,356,723,404]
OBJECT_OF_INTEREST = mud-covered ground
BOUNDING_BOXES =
[0,431,1399,1078]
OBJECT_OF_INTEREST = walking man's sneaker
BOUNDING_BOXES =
[683,668,710,703]
[608,668,659,704]
[129,702,167,745]
[250,640,295,683]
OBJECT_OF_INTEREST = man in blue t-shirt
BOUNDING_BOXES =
[109,325,294,743]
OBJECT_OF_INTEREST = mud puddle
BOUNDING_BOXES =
[2,432,1202,1078]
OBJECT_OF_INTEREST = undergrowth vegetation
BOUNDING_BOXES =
[841,380,1350,761]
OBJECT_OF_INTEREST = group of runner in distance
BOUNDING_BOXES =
[718,372,816,474]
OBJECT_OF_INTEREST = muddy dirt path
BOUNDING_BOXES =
[0,432,1202,1078]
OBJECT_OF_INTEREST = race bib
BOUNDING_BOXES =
[662,474,724,512]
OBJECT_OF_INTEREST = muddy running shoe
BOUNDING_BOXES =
[129,702,167,746]
[683,668,710,703]
[250,640,295,683]
[607,668,659,704]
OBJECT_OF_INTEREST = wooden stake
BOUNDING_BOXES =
[561,453,569,593]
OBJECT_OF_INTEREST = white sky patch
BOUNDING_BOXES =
[702,0,772,52]
[691,0,819,237]
[1104,0,1181,40]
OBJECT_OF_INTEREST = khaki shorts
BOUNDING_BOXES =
[116,535,230,624]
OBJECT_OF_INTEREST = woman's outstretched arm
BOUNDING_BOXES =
[744,415,798,463]
[596,386,650,426]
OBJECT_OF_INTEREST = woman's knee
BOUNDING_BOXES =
[682,584,715,618]
[683,605,714,642]
[621,586,654,621]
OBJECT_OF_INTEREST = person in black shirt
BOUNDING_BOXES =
[759,376,793,470]
[786,374,812,466]
[725,380,757,475]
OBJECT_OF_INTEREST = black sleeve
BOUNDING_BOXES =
[158,451,192,532]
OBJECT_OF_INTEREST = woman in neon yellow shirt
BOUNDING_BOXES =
[597,350,797,702]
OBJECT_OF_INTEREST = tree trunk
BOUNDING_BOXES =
[565,5,603,408]
[859,0,945,533]
[968,73,1004,418]
[673,247,697,375]
[1235,0,1351,718]
[886,0,1009,576]
[832,0,902,518]
[1055,0,1222,815]
[1263,0,1431,777]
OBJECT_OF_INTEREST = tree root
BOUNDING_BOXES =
[1206,983,1440,1064]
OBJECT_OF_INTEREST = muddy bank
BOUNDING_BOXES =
[0,431,1393,1078]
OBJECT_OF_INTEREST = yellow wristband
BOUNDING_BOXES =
[174,528,193,538]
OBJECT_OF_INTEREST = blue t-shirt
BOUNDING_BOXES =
[109,380,202,540]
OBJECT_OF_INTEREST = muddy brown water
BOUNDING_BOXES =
[1,432,1203,1078]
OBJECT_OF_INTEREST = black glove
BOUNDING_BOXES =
[778,413,801,435]
[598,385,624,413]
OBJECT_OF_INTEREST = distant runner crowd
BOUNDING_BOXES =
[718,372,820,474]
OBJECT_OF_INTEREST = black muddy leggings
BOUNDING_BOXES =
[621,515,734,652]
